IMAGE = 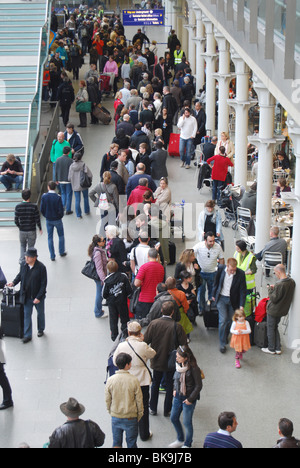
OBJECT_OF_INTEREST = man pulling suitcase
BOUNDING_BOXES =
[6,248,47,344]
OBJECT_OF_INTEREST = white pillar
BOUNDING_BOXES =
[228,51,254,188]
[193,6,205,92]
[184,5,196,74]
[201,16,217,135]
[248,77,285,253]
[286,119,300,349]
[213,31,232,139]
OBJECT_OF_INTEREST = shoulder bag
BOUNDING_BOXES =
[80,164,92,189]
[127,340,152,382]
[81,258,100,281]
[76,100,92,113]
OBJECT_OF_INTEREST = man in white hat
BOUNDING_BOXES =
[48,397,105,448]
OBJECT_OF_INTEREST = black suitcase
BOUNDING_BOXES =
[1,287,24,338]
[203,303,219,329]
[246,313,255,346]
[168,241,176,265]
[254,320,268,348]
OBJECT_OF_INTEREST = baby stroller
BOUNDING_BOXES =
[219,185,245,230]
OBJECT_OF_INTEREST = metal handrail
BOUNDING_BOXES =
[23,0,51,190]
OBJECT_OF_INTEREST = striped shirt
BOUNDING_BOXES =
[14,202,41,232]
[203,431,243,448]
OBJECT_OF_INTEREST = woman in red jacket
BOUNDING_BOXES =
[207,146,234,202]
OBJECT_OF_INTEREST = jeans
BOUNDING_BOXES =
[59,183,73,213]
[111,417,138,448]
[267,315,282,352]
[198,271,216,312]
[0,174,23,190]
[170,394,197,447]
[74,189,90,218]
[19,230,37,264]
[179,137,194,166]
[23,298,45,339]
[217,295,234,348]
[212,180,224,201]
[94,280,104,318]
[46,219,65,260]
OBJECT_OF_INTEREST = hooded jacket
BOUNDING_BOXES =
[102,271,132,305]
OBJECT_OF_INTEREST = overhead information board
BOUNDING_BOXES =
[122,9,164,27]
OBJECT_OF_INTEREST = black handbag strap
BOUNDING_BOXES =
[127,340,153,382]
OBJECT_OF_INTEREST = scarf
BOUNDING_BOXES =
[176,362,189,396]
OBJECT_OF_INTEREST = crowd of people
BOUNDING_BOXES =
[0,3,298,450]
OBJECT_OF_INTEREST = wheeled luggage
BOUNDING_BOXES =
[1,287,24,338]
[203,302,219,329]
[93,104,112,125]
[253,320,268,348]
[99,74,111,93]
[168,133,180,157]
[168,241,176,265]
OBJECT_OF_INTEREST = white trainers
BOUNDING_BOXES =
[185,165,190,169]
[180,162,185,167]
[168,440,184,448]
[275,350,282,355]
[261,348,275,355]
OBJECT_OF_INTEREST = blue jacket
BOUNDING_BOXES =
[40,192,64,221]
[64,130,84,154]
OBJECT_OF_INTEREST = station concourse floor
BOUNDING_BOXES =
[1,75,300,450]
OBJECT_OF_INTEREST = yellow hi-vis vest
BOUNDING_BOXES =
[174,49,184,65]
[234,251,256,290]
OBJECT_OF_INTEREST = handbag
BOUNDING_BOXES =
[76,101,92,113]
[80,164,92,189]
[81,259,100,281]
[127,340,152,382]
[129,287,140,315]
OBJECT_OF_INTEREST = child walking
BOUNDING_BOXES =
[230,309,251,369]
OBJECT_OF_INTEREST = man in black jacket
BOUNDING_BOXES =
[212,258,247,353]
[48,397,105,448]
[14,189,42,264]
[7,248,47,344]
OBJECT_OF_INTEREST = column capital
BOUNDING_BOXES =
[252,75,276,107]
[227,98,258,111]
[247,135,285,149]
[230,49,250,75]
[214,30,230,50]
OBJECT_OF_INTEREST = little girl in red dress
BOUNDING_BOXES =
[230,309,251,369]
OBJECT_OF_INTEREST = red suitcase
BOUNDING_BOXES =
[100,74,111,93]
[168,133,180,157]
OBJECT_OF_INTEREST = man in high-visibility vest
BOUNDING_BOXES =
[173,44,186,67]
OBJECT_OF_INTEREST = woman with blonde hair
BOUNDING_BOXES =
[215,131,235,162]
[174,249,201,292]
[75,80,89,128]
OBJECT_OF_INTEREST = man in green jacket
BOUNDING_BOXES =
[262,264,295,355]
[50,132,71,182]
